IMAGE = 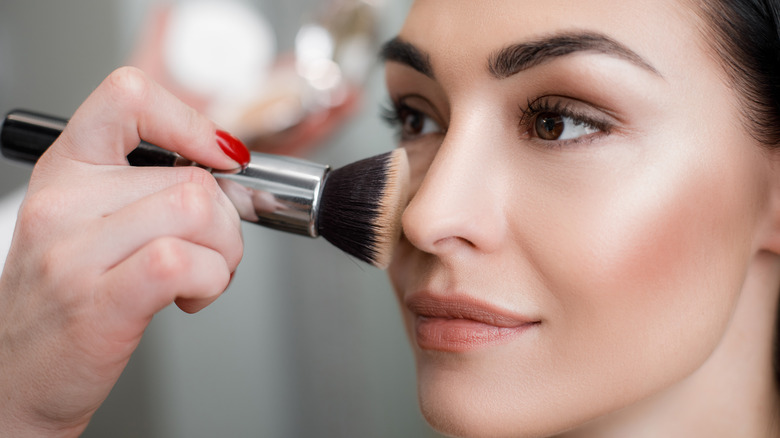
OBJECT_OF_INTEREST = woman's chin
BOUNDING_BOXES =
[415,374,561,438]
[419,399,557,438]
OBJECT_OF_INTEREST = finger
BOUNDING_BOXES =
[87,177,243,273]
[21,164,240,248]
[175,294,220,314]
[175,268,238,313]
[50,165,238,223]
[52,66,245,170]
[99,237,231,322]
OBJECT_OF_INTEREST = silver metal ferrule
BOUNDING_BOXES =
[213,152,330,238]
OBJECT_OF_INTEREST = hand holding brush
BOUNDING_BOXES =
[0,67,407,436]
[1,109,409,269]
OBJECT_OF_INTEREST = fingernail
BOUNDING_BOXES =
[216,130,250,168]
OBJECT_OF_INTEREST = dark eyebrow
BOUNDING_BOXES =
[380,37,435,79]
[488,31,660,79]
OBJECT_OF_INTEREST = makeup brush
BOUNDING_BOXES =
[0,109,409,269]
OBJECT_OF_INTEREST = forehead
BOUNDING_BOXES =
[398,0,704,81]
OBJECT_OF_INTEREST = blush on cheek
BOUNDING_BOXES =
[535,147,761,407]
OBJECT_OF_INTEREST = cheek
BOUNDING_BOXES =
[387,236,427,337]
[527,139,766,398]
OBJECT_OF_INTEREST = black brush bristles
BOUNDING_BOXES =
[317,148,409,269]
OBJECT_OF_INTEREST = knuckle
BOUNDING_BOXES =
[171,182,215,228]
[105,66,151,108]
[177,165,217,188]
[16,190,64,239]
[145,238,190,281]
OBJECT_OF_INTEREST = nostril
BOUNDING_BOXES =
[400,181,506,257]
[401,193,473,255]
[432,235,478,251]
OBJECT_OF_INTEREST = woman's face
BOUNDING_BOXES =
[385,0,775,436]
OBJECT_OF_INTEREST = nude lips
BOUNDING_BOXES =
[406,295,539,353]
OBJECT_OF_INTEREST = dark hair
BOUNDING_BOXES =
[693,0,780,386]
[694,0,780,147]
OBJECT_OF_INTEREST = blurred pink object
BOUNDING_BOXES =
[127,0,378,157]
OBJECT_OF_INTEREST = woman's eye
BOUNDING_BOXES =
[533,112,600,141]
[382,100,443,142]
[399,107,441,140]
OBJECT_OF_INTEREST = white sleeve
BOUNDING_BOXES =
[0,187,26,268]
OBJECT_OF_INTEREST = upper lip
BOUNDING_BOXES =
[405,292,539,328]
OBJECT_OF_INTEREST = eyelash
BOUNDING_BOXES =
[380,96,614,146]
[519,97,613,145]
[380,99,440,142]
[380,100,404,131]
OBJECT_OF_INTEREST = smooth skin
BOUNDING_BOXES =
[386,1,780,437]
[0,67,244,436]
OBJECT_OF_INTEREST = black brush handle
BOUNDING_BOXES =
[0,109,182,167]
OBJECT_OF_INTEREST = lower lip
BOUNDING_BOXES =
[414,317,537,352]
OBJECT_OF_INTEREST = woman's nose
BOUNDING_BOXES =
[401,128,507,257]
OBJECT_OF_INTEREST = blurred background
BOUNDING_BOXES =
[0,0,444,436]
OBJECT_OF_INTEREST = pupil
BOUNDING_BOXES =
[536,112,564,140]
[406,112,423,134]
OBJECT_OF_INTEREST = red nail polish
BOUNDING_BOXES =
[216,130,250,168]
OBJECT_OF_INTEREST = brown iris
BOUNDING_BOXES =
[535,112,565,140]
[401,108,426,137]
